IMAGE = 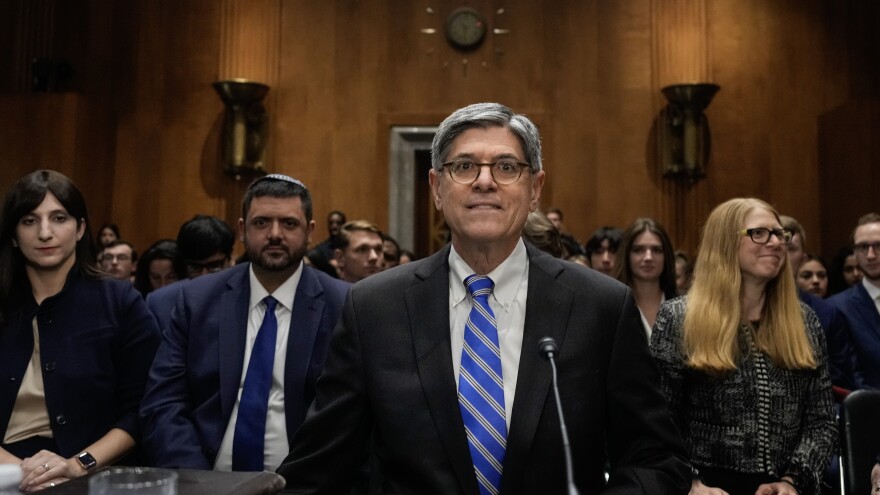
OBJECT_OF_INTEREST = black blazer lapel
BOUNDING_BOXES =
[503,246,574,491]
[218,265,252,424]
[405,245,480,495]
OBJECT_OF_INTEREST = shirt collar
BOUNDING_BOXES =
[448,238,529,312]
[862,277,880,302]
[248,261,304,312]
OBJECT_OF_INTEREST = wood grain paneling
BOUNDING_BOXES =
[0,0,876,259]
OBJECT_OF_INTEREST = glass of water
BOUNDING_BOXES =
[88,467,178,495]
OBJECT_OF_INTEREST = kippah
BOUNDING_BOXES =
[248,173,307,190]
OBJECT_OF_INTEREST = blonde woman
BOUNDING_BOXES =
[651,198,835,495]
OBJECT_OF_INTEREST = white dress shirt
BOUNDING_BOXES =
[213,261,303,471]
[862,277,880,316]
[448,239,529,430]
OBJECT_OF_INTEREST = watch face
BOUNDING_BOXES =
[77,452,97,470]
[445,8,487,50]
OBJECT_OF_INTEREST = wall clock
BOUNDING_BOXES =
[445,7,487,51]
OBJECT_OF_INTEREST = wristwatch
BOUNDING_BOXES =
[76,451,97,471]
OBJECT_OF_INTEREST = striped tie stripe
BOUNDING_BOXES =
[459,274,506,495]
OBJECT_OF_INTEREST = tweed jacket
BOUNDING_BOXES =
[650,296,836,495]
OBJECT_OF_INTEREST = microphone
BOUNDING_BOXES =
[538,337,580,495]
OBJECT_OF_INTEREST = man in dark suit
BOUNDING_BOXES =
[140,174,349,471]
[146,214,236,333]
[277,103,691,494]
[830,212,880,389]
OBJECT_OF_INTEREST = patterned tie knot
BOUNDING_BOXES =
[465,275,494,303]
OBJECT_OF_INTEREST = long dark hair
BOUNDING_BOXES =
[134,239,186,296]
[0,170,100,323]
[614,217,677,300]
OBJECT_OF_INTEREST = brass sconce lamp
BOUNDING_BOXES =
[213,79,270,179]
[658,83,720,183]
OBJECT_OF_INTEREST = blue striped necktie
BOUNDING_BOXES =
[232,296,278,471]
[459,275,506,495]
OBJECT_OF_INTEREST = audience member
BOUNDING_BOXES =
[382,233,401,269]
[829,213,880,389]
[99,239,137,282]
[140,174,349,472]
[797,254,829,299]
[546,207,585,256]
[782,215,860,390]
[674,251,693,296]
[614,218,676,340]
[334,220,384,283]
[522,210,566,258]
[829,246,863,296]
[277,102,690,494]
[134,239,186,297]
[145,214,235,332]
[97,223,120,248]
[398,249,415,264]
[314,210,346,262]
[652,198,835,495]
[585,226,623,277]
[0,170,159,490]
[304,247,339,279]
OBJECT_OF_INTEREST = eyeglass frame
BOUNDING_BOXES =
[854,241,880,255]
[739,227,794,245]
[440,158,532,185]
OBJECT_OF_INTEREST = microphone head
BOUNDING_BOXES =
[538,336,558,360]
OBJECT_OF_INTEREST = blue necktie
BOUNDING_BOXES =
[459,275,506,495]
[232,296,278,471]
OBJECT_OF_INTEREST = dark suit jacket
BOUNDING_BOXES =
[277,244,691,494]
[139,262,350,469]
[145,278,190,335]
[829,283,880,389]
[799,289,859,390]
[0,273,160,457]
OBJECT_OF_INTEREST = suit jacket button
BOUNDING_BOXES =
[55,414,67,425]
[44,362,56,372]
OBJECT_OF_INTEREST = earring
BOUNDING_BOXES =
[11,239,17,247]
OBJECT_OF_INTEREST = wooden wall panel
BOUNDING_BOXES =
[1,0,876,259]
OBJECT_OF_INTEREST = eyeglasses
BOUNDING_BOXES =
[186,258,228,275]
[739,228,793,245]
[441,158,531,185]
[854,241,880,254]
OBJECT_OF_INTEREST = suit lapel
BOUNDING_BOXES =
[218,265,252,424]
[502,246,573,491]
[853,283,880,340]
[405,246,479,495]
[283,265,325,437]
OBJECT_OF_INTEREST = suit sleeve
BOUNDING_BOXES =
[602,292,692,494]
[139,288,212,469]
[276,290,373,493]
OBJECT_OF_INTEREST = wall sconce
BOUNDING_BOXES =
[213,79,270,179]
[658,83,720,183]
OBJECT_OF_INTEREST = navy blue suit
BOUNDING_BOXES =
[799,289,859,390]
[829,283,880,389]
[145,279,190,335]
[139,263,349,469]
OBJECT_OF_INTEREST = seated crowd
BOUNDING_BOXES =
[2,105,878,495]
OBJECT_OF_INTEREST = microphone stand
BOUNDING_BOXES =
[539,337,581,495]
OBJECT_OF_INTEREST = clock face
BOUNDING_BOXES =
[445,8,487,50]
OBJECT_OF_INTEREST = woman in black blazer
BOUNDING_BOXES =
[0,170,160,491]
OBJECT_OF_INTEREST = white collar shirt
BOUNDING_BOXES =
[213,261,303,471]
[448,239,529,430]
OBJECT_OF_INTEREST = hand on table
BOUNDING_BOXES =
[19,450,84,492]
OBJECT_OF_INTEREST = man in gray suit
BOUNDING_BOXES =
[278,103,690,494]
